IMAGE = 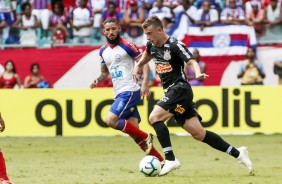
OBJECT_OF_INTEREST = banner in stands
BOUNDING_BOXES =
[0,86,281,136]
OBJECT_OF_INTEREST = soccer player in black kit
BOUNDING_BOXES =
[133,15,254,176]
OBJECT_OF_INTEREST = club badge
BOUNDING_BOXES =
[163,50,171,60]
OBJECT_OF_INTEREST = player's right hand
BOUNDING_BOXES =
[0,112,5,133]
[90,79,98,89]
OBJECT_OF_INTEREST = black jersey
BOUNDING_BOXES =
[146,37,195,90]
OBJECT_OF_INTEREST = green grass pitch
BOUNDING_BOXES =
[1,135,282,184]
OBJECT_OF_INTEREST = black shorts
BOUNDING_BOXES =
[156,83,202,126]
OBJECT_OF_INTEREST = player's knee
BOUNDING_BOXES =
[191,130,205,141]
[148,114,159,124]
[106,117,118,128]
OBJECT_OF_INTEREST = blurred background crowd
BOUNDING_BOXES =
[0,0,281,47]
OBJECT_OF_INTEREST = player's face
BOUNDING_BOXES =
[144,25,162,46]
[103,22,121,40]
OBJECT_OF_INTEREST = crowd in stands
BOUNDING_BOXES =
[0,0,281,47]
[0,61,49,88]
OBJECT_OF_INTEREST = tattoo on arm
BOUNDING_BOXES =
[97,64,109,82]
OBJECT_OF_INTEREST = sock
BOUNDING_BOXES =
[202,130,240,158]
[116,119,148,140]
[133,137,164,162]
[0,150,9,181]
[152,121,175,161]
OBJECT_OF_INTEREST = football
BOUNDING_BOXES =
[139,156,161,177]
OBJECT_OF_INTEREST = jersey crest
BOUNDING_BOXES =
[163,50,171,60]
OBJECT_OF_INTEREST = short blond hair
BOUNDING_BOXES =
[142,15,163,29]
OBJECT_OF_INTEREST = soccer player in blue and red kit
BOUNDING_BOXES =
[90,18,164,163]
[0,113,14,184]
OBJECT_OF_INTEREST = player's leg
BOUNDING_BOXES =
[182,116,254,174]
[106,112,149,142]
[127,116,164,162]
[149,105,180,176]
[0,149,13,184]
[106,91,152,151]
[149,105,174,160]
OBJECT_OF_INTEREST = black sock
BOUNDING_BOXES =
[202,130,240,158]
[152,121,175,161]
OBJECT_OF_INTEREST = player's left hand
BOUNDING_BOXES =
[0,112,6,133]
[140,85,151,100]
[196,73,209,81]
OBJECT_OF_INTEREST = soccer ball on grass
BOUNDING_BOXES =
[139,156,161,177]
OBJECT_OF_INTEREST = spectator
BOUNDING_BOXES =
[245,1,265,37]
[195,0,223,10]
[0,0,15,43]
[245,0,262,13]
[0,13,7,43]
[274,58,282,84]
[237,47,265,85]
[142,0,155,18]
[162,17,173,33]
[173,0,197,24]
[12,2,39,45]
[185,49,206,86]
[0,63,4,74]
[90,0,106,41]
[194,0,219,31]
[264,0,282,39]
[23,63,49,88]
[124,0,145,46]
[49,0,68,43]
[70,0,94,44]
[220,0,246,25]
[148,0,172,20]
[32,0,51,39]
[100,1,121,27]
[0,60,21,89]
[163,0,179,10]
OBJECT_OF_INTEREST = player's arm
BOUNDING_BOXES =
[90,64,109,88]
[187,59,209,80]
[172,41,208,80]
[0,112,5,133]
[133,50,152,82]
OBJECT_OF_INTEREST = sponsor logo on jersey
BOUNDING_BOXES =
[155,63,172,73]
[110,65,123,79]
[174,104,185,114]
[163,50,171,60]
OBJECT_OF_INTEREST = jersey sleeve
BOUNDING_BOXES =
[171,41,194,63]
[120,41,142,60]
[99,46,107,64]
[146,42,152,55]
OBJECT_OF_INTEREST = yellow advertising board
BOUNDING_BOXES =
[0,86,281,136]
